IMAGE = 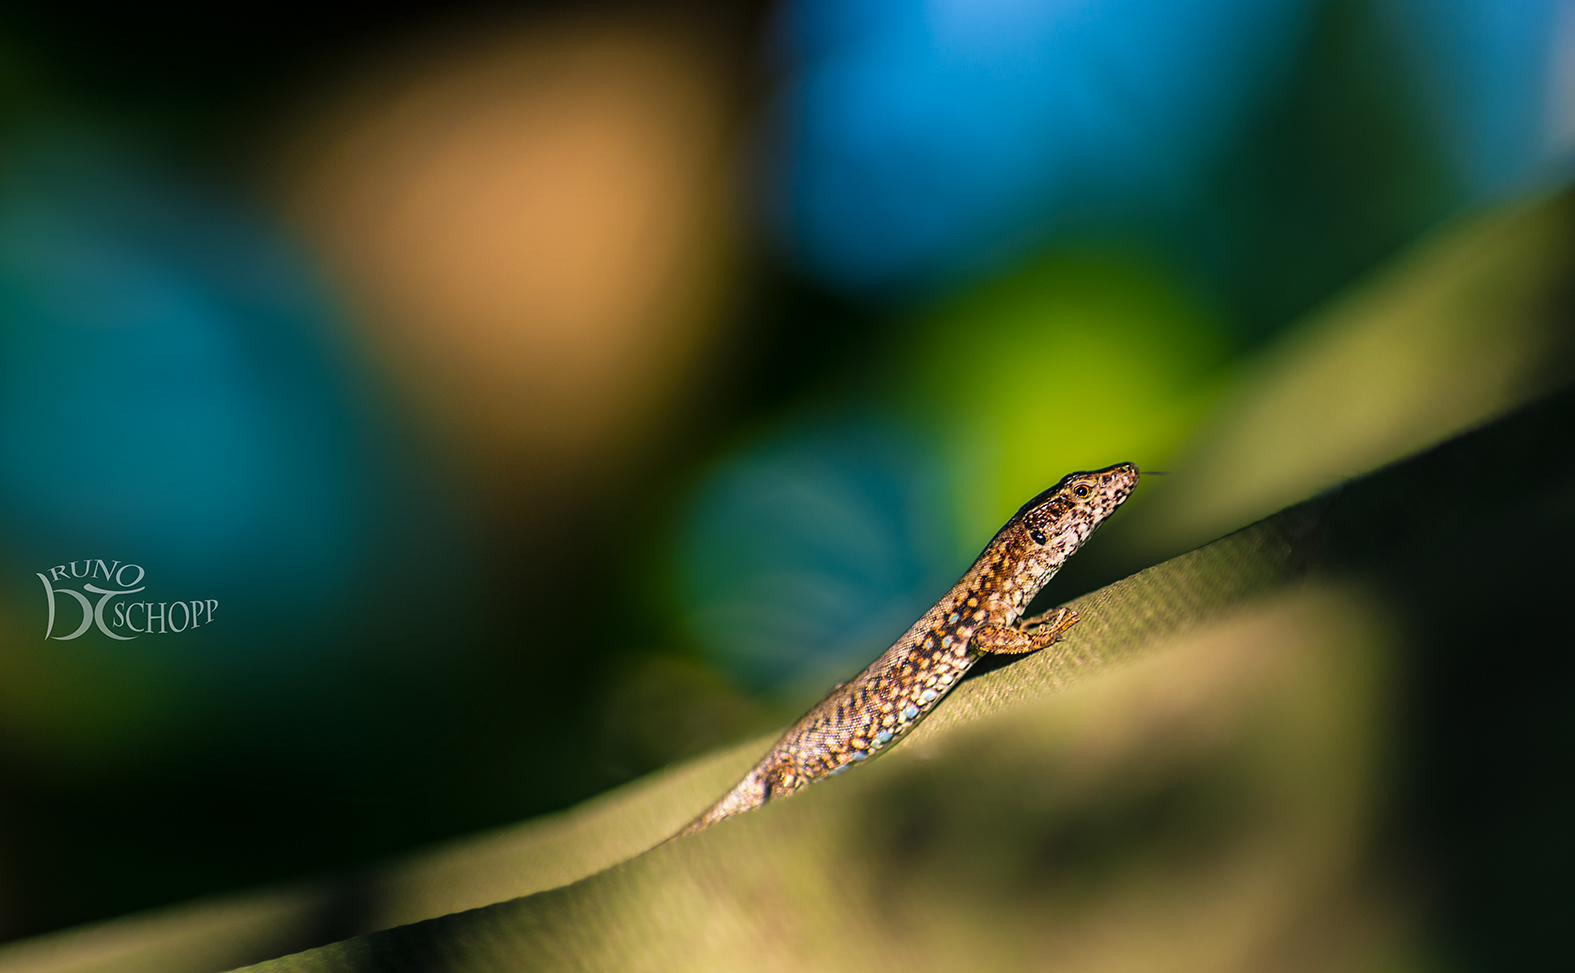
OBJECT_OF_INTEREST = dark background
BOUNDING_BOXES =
[0,0,1566,956]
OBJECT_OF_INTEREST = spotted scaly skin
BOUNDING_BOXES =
[679,462,1141,836]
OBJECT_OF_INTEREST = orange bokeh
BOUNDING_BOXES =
[279,18,735,494]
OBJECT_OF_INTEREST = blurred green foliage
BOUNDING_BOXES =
[898,254,1232,547]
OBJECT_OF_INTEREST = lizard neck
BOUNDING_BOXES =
[947,531,1068,630]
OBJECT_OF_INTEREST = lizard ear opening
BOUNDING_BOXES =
[1029,527,1047,545]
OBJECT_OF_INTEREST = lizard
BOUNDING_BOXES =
[678,462,1141,836]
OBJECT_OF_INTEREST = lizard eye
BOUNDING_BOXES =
[1029,527,1047,545]
[1071,483,1092,499]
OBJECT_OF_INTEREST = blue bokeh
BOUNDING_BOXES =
[768,0,1315,291]
[1383,0,1574,196]
[677,420,961,693]
[0,136,375,637]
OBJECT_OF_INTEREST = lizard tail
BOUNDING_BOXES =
[676,767,770,837]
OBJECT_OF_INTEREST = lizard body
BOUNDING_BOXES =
[680,462,1140,836]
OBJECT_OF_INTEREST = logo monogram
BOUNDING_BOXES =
[37,560,217,640]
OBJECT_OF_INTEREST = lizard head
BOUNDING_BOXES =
[1015,462,1140,563]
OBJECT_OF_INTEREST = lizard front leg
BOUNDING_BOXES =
[971,606,1079,655]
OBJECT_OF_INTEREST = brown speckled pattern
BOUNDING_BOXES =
[680,463,1140,835]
